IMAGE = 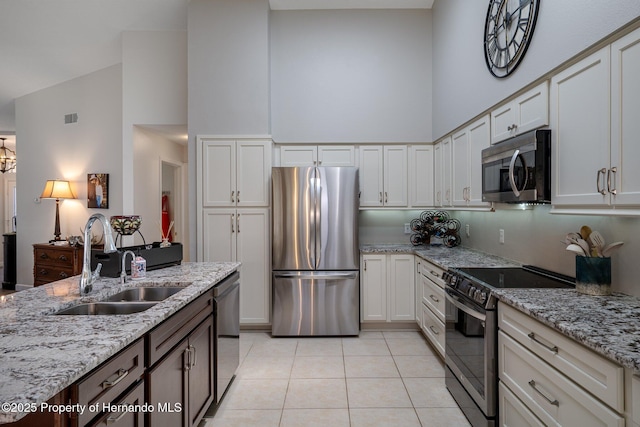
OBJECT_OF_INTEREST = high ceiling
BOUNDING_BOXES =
[0,0,434,143]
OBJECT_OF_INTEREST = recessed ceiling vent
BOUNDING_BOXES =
[64,113,78,124]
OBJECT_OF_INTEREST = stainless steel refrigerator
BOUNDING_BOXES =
[272,166,360,336]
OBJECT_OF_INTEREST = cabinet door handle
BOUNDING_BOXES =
[237,191,240,202]
[384,192,388,203]
[184,347,192,371]
[231,214,235,233]
[429,294,440,303]
[436,191,441,204]
[429,325,440,335]
[607,167,617,195]
[237,214,240,233]
[231,191,235,203]
[445,190,450,203]
[106,410,127,425]
[528,380,559,406]
[101,369,129,389]
[190,344,197,368]
[527,332,558,353]
[379,192,383,203]
[430,270,440,278]
[364,260,367,271]
[596,168,607,195]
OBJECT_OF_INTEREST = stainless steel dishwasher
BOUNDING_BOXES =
[211,271,240,408]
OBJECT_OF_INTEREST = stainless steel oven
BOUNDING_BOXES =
[443,266,574,427]
[445,285,497,427]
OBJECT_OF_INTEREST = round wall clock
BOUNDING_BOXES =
[484,0,540,78]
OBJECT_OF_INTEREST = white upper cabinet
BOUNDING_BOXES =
[452,127,469,206]
[491,81,549,144]
[359,145,408,207]
[384,146,408,207]
[551,27,640,212]
[441,137,453,207]
[551,47,610,206]
[201,138,271,207]
[452,115,491,207]
[433,140,443,207]
[279,145,355,167]
[610,27,640,206]
[409,145,435,208]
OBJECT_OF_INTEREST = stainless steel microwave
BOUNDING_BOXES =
[481,129,551,203]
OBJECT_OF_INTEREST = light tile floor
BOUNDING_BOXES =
[202,330,471,427]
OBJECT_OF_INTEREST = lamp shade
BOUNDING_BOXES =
[41,180,75,200]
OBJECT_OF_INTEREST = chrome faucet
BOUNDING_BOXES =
[120,250,136,284]
[79,213,117,294]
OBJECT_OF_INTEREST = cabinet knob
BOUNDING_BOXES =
[58,255,68,261]
[58,272,68,278]
[40,253,49,259]
[39,268,48,276]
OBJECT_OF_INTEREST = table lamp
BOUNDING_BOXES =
[41,179,76,241]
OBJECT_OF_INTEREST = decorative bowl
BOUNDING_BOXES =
[110,215,142,235]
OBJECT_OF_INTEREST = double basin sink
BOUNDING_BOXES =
[55,286,186,315]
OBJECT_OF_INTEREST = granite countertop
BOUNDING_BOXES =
[361,243,640,372]
[0,262,240,424]
[360,243,520,270]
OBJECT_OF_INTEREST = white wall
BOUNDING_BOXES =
[122,30,188,252]
[133,127,187,252]
[187,0,271,258]
[431,0,640,140]
[270,9,432,143]
[15,65,123,285]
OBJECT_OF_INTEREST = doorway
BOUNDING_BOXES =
[161,160,186,259]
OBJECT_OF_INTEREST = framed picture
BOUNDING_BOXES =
[88,173,109,209]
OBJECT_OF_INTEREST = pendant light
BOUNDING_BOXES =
[0,138,16,173]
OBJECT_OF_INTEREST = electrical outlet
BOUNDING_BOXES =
[404,223,411,234]
[499,229,505,244]
[465,224,470,237]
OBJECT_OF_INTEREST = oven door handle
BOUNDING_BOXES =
[508,149,528,198]
[446,291,486,322]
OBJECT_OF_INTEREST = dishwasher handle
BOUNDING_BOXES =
[213,271,240,297]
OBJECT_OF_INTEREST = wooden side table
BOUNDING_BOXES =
[33,243,84,286]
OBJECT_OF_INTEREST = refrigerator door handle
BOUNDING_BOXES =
[274,272,358,280]
[314,168,322,270]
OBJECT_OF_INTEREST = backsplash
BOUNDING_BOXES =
[359,207,639,297]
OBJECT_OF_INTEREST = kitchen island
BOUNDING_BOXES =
[0,261,240,424]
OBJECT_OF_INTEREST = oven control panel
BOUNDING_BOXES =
[443,271,489,307]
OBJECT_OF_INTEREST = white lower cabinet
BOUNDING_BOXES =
[499,381,545,427]
[416,257,446,358]
[202,208,270,325]
[361,254,414,323]
[498,302,626,427]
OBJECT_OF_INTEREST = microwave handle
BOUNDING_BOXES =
[508,149,528,197]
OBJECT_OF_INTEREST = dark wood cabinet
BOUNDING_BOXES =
[147,293,215,427]
[50,286,219,427]
[87,380,145,427]
[71,339,145,427]
[33,243,84,286]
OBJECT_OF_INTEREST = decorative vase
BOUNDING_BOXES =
[575,256,611,296]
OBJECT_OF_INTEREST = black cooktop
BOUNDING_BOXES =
[455,266,574,289]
